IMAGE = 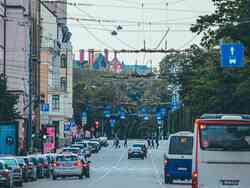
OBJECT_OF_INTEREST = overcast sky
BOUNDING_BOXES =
[67,0,214,67]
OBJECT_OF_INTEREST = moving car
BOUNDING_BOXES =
[52,154,83,180]
[0,157,23,187]
[164,131,193,184]
[192,114,250,188]
[0,160,13,188]
[132,143,147,158]
[128,146,145,159]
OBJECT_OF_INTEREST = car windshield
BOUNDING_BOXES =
[16,158,25,164]
[169,136,193,155]
[2,159,17,167]
[57,155,78,162]
[200,125,250,151]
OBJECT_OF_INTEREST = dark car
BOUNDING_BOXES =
[0,160,13,188]
[0,157,23,187]
[22,156,37,181]
[132,143,147,158]
[128,146,145,160]
[16,157,28,182]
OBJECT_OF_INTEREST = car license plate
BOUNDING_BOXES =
[220,180,239,186]
[64,163,72,167]
[177,167,187,171]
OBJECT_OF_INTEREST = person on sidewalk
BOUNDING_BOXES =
[124,138,128,148]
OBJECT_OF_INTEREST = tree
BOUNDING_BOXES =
[0,75,20,121]
[191,0,250,50]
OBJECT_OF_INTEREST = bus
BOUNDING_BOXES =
[164,131,193,184]
[192,114,250,188]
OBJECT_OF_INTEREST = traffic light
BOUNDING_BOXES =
[95,121,100,129]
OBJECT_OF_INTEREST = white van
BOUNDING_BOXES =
[192,114,250,188]
[164,131,193,184]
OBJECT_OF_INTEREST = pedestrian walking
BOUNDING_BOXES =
[151,138,155,149]
[156,139,159,149]
[147,137,151,149]
[124,138,128,148]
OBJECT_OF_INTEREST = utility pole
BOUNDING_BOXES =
[3,0,6,77]
[27,0,33,153]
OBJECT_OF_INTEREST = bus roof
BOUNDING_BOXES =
[170,131,193,137]
[200,114,250,120]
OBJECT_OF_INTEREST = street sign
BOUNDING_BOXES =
[41,104,49,112]
[220,44,244,68]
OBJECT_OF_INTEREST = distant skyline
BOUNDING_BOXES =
[67,0,214,67]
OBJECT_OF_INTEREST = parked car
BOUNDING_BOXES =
[128,146,145,160]
[37,155,51,178]
[75,141,96,154]
[22,156,37,181]
[0,157,23,187]
[71,144,91,158]
[29,155,45,178]
[0,160,13,188]
[16,157,28,182]
[52,154,84,180]
[132,143,147,158]
[98,137,109,147]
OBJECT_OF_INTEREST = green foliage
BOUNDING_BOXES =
[0,75,20,121]
[191,0,250,50]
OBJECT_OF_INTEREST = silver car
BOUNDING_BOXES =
[0,157,23,187]
[0,160,13,188]
[52,154,83,180]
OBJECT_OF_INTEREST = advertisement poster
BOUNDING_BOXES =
[43,127,56,154]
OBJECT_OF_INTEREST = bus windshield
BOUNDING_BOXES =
[169,136,193,155]
[200,125,250,151]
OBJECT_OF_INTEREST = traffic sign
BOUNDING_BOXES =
[41,104,49,112]
[220,44,244,68]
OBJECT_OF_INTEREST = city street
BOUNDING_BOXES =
[23,141,191,188]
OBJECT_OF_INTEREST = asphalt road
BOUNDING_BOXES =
[23,140,191,188]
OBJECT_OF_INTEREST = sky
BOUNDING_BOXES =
[67,0,215,67]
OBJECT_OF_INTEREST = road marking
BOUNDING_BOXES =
[87,149,126,187]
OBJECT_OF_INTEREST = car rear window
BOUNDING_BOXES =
[0,163,4,169]
[169,136,193,155]
[56,155,78,162]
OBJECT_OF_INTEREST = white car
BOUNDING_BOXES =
[52,154,83,180]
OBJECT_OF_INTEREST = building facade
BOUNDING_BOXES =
[0,0,5,74]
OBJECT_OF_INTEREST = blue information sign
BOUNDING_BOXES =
[220,44,244,68]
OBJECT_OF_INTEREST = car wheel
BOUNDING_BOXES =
[164,177,173,184]
[79,175,83,179]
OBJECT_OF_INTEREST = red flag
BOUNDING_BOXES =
[88,49,94,65]
[79,49,84,64]
[104,48,109,64]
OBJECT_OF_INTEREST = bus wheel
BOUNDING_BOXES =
[164,177,173,184]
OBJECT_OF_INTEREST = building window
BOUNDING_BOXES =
[60,77,67,91]
[52,95,60,112]
[60,54,67,68]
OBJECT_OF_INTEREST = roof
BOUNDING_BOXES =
[201,114,250,120]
